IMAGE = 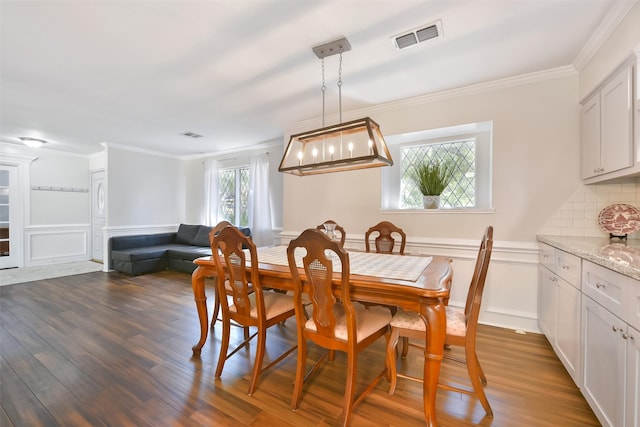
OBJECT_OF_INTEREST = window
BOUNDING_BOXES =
[218,166,249,226]
[381,121,492,210]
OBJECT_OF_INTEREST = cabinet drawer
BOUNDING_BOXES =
[555,250,581,289]
[539,243,556,270]
[583,261,640,330]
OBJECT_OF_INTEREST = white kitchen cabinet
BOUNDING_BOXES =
[538,265,557,339]
[582,296,627,427]
[581,60,634,181]
[555,278,581,384]
[537,243,581,385]
[626,324,639,427]
[582,260,640,427]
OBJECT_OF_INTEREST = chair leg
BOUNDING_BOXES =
[215,318,231,378]
[400,336,409,358]
[474,351,487,385]
[291,339,306,411]
[387,327,400,395]
[248,327,267,396]
[210,287,221,329]
[341,351,357,427]
[466,349,493,417]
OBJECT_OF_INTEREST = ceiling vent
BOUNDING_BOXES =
[180,131,203,139]
[390,20,443,51]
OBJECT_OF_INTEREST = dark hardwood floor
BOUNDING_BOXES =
[1,270,600,426]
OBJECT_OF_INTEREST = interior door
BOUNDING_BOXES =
[91,170,106,263]
[0,165,20,269]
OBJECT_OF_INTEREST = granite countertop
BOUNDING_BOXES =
[537,235,640,281]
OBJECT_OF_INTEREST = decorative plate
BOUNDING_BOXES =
[597,203,640,236]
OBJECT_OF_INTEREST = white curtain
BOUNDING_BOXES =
[203,160,219,226]
[248,154,273,247]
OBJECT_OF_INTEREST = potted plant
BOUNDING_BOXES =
[412,159,454,209]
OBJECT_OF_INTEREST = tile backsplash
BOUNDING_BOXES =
[539,181,640,239]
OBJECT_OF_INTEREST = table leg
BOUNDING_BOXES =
[421,298,446,427]
[191,266,211,356]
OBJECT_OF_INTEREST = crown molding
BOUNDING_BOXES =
[573,0,638,71]
[181,139,283,161]
[103,141,179,158]
[289,65,577,133]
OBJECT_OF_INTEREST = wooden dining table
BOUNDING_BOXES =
[190,246,453,427]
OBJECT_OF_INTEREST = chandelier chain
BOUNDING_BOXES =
[321,57,326,127]
[338,48,343,123]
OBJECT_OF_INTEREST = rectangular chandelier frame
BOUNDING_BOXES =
[279,117,393,176]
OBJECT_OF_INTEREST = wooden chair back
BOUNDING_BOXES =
[288,228,352,343]
[208,220,233,246]
[315,220,346,247]
[211,225,261,324]
[364,221,406,254]
[461,225,493,340]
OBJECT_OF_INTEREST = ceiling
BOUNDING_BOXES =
[0,1,634,157]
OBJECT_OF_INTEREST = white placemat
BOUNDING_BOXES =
[257,246,431,282]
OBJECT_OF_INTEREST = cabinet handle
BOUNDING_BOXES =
[623,333,635,340]
[613,325,623,333]
[596,282,606,289]
[561,265,570,270]
[550,276,558,282]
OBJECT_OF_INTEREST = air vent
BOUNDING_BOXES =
[180,131,203,139]
[390,20,443,51]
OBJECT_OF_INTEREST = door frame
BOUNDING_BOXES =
[90,169,106,263]
[0,152,37,269]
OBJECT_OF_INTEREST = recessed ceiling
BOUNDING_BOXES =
[0,0,632,157]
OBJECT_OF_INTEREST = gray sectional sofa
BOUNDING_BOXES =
[109,223,251,276]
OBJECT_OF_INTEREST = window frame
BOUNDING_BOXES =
[381,121,493,211]
[218,164,250,227]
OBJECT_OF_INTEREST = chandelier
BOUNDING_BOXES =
[279,37,393,176]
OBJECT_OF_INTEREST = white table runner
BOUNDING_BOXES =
[257,246,431,282]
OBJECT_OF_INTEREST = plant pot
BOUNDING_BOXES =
[423,195,440,209]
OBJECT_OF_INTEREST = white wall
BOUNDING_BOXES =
[30,151,90,225]
[106,145,184,227]
[283,73,581,243]
[1,143,93,266]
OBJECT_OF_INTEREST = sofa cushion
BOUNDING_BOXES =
[175,224,200,245]
[110,233,175,250]
[192,225,214,247]
[111,245,173,262]
[167,246,212,260]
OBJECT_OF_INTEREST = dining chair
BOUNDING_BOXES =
[386,225,494,417]
[364,221,407,255]
[287,228,392,426]
[211,226,297,396]
[208,221,234,330]
[316,220,346,247]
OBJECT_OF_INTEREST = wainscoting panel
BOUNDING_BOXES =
[25,224,91,266]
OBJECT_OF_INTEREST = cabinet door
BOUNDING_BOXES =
[581,94,601,179]
[601,65,634,175]
[556,278,581,386]
[538,265,558,341]
[626,325,639,427]
[582,296,626,427]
